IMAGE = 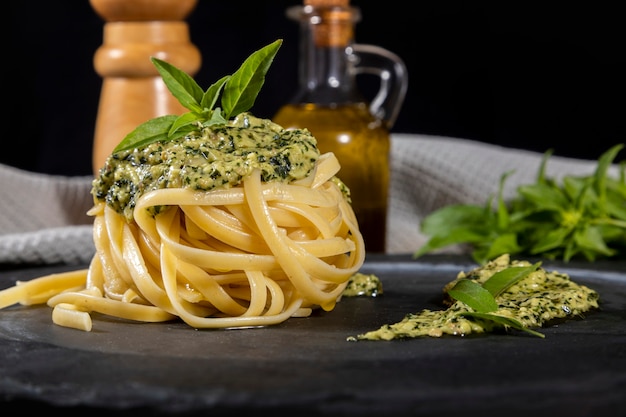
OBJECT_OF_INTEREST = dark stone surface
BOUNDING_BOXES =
[1,255,625,416]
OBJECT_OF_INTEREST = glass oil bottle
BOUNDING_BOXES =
[273,0,408,252]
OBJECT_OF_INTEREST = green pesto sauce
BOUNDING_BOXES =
[351,254,600,341]
[92,113,320,221]
[342,273,383,297]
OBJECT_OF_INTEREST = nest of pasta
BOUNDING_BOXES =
[1,151,364,331]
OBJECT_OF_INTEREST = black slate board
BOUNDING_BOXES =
[1,254,625,416]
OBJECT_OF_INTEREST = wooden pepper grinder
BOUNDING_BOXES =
[90,0,201,174]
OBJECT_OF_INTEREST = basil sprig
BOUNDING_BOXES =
[414,144,626,264]
[112,39,283,154]
[447,262,545,338]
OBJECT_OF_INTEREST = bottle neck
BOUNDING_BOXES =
[288,5,364,105]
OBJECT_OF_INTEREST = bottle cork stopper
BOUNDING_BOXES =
[304,0,354,47]
[304,0,350,6]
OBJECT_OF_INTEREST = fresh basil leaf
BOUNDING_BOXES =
[479,233,521,262]
[108,40,283,154]
[201,75,230,110]
[420,204,490,235]
[563,239,578,262]
[113,115,178,153]
[530,227,571,254]
[605,188,626,220]
[202,108,227,127]
[574,226,615,256]
[595,143,624,210]
[574,181,597,212]
[447,279,498,313]
[151,57,204,113]
[517,182,569,212]
[459,312,545,338]
[482,263,540,297]
[168,112,202,137]
[413,228,487,258]
[416,143,626,262]
[496,171,513,229]
[535,149,554,183]
[221,39,282,119]
[595,144,623,181]
[562,176,588,203]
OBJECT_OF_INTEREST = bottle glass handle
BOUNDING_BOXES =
[350,44,409,129]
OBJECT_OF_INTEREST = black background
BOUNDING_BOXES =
[6,1,626,176]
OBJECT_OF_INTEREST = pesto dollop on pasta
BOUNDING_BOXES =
[92,113,320,221]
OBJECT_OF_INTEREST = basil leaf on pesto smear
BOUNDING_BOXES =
[447,279,498,313]
[482,262,541,298]
[460,312,545,338]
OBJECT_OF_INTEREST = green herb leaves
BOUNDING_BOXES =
[415,144,626,264]
[482,263,540,297]
[447,279,498,312]
[448,262,545,338]
[113,39,283,154]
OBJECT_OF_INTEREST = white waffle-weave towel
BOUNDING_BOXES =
[0,134,605,264]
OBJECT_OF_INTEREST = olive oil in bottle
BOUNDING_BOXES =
[274,0,407,253]
[275,103,390,252]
